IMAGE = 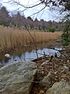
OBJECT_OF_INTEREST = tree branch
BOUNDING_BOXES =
[30,6,46,16]
[12,0,42,9]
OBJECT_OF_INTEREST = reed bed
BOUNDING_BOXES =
[0,26,62,54]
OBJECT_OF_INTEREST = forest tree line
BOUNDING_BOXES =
[0,6,64,32]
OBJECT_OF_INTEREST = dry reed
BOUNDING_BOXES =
[0,26,62,54]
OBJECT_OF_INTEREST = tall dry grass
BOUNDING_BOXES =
[0,26,62,54]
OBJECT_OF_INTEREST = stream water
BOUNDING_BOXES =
[0,47,62,66]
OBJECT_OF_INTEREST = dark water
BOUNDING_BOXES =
[0,47,62,66]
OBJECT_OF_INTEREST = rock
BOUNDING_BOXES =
[63,65,69,71]
[67,60,70,63]
[5,54,10,58]
[40,71,54,89]
[46,80,70,94]
[4,54,11,62]
[39,90,44,94]
[41,60,49,66]
[0,61,37,94]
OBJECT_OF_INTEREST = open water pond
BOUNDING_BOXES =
[0,47,62,66]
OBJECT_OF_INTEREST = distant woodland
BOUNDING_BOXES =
[0,6,64,31]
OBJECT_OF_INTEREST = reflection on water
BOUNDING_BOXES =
[0,47,61,65]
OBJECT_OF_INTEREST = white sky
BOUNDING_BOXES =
[0,0,64,21]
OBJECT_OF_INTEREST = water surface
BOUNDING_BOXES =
[0,47,61,66]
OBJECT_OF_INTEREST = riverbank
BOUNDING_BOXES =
[0,45,70,94]
[30,45,70,94]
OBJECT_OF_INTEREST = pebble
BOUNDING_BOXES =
[63,65,69,70]
[67,60,69,63]
[41,60,49,66]
[39,90,44,94]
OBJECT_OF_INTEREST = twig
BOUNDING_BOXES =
[30,6,46,16]
[12,0,42,9]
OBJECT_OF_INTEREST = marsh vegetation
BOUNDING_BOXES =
[0,26,62,55]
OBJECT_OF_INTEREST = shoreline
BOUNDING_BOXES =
[0,40,62,61]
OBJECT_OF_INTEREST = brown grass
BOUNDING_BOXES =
[0,26,62,54]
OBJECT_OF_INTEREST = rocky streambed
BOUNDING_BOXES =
[0,45,70,94]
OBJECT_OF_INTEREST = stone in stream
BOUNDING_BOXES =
[5,54,10,58]
[0,61,37,94]
[4,54,11,62]
[46,79,70,94]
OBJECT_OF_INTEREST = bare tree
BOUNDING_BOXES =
[0,6,10,26]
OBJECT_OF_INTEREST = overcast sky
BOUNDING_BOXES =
[0,0,64,21]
